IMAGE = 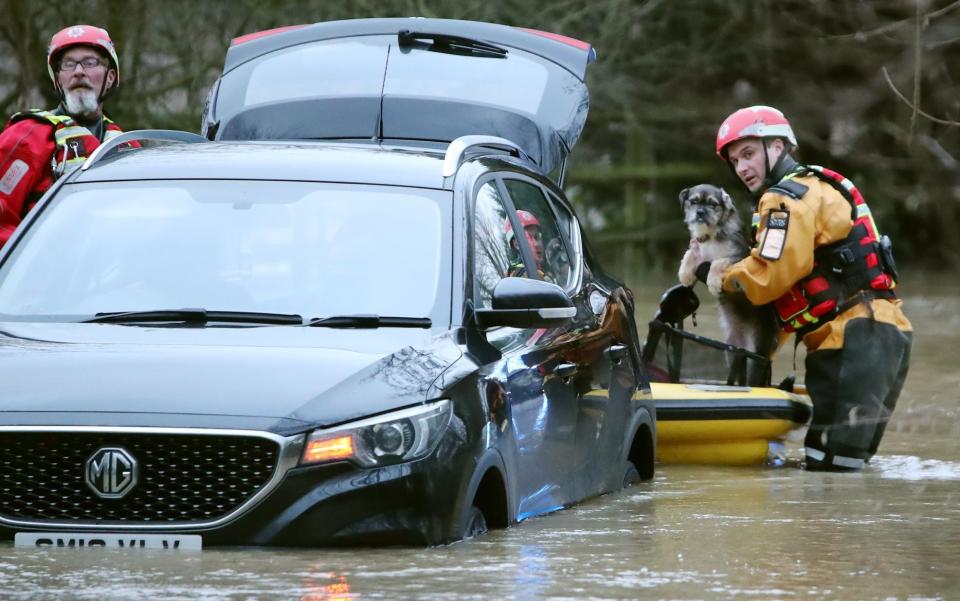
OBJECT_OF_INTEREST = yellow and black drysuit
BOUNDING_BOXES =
[721,158,912,471]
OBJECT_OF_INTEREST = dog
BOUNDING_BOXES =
[677,184,778,360]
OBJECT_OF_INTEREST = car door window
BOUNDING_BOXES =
[503,179,576,290]
[473,181,513,309]
[546,192,583,289]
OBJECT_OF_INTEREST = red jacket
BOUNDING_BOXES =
[0,110,124,248]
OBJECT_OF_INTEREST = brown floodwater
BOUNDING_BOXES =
[1,270,957,600]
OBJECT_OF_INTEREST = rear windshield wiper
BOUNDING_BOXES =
[83,309,304,325]
[307,314,432,329]
[397,30,508,59]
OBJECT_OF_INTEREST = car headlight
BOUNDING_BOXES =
[301,399,451,467]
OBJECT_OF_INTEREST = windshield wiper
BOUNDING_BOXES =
[397,30,508,59]
[83,309,304,325]
[307,314,432,329]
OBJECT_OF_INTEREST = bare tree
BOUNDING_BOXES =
[1,0,955,268]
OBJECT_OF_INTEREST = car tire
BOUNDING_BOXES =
[623,460,640,487]
[463,505,489,540]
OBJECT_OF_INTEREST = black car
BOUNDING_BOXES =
[0,18,654,548]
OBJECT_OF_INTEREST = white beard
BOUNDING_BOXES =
[63,88,99,117]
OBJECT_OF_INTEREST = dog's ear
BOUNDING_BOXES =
[679,188,690,207]
[720,188,735,211]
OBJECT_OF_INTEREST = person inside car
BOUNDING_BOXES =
[0,25,127,248]
[505,209,555,282]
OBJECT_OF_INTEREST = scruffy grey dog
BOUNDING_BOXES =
[677,184,778,358]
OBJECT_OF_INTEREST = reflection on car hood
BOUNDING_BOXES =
[0,323,463,431]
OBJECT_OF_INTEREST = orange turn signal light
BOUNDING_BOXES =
[303,435,354,464]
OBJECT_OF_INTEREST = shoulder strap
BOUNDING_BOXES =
[767,179,809,200]
[803,165,857,219]
[10,109,74,128]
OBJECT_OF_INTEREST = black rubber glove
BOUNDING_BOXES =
[694,261,711,284]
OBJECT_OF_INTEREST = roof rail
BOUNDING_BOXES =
[81,129,209,172]
[442,135,528,177]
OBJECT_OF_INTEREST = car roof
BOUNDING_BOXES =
[72,141,452,189]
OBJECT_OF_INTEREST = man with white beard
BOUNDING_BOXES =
[0,25,128,248]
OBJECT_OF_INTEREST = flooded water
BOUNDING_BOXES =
[2,270,957,600]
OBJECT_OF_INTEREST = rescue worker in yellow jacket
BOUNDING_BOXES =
[697,105,912,471]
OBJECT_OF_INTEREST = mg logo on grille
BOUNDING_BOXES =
[85,447,138,499]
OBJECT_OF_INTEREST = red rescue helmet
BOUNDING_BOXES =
[47,25,120,91]
[715,105,797,158]
[504,210,541,245]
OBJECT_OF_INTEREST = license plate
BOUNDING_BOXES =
[14,532,202,550]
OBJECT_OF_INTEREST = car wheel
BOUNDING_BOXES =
[463,505,489,540]
[623,460,640,487]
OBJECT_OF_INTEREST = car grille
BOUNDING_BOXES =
[0,431,279,524]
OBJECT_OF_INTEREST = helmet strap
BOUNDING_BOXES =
[97,69,116,103]
[756,140,773,198]
[756,139,796,198]
[52,64,66,103]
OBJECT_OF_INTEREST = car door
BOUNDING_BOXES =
[471,176,581,518]
[509,184,640,499]
[556,204,641,496]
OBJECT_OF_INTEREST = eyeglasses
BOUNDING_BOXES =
[58,57,105,72]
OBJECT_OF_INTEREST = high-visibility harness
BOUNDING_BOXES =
[761,166,898,334]
[11,109,124,180]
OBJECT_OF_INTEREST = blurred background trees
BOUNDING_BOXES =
[1,0,956,274]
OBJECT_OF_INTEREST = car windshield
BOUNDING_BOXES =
[0,181,450,323]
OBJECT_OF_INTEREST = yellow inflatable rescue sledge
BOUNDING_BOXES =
[643,285,812,466]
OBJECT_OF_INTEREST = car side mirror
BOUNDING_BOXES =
[474,277,576,329]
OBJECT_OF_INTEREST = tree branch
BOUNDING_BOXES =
[882,66,960,127]
[829,0,960,41]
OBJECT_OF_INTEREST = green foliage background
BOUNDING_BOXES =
[1,0,957,274]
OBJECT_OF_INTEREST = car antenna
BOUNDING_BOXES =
[372,43,392,143]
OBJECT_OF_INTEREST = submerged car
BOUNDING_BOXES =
[0,18,655,548]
